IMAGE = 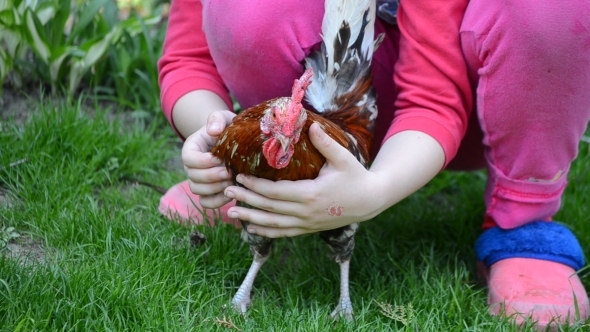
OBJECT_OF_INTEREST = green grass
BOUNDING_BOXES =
[0,99,589,331]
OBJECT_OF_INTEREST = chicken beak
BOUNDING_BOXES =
[279,136,292,153]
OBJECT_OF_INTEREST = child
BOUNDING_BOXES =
[158,0,590,328]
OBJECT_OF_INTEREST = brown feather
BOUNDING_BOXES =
[323,74,376,165]
[211,99,354,181]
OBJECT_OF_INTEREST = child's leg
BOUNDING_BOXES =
[460,0,590,327]
[461,0,590,227]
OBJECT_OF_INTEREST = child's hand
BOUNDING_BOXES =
[222,127,445,238]
[182,110,236,208]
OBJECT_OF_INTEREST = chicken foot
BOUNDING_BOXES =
[232,226,273,314]
[232,255,269,314]
[330,259,353,319]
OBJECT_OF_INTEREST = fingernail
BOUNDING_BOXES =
[212,156,221,164]
[228,210,238,218]
[236,174,243,183]
[225,190,235,199]
[219,170,229,179]
[209,123,220,131]
[247,227,256,234]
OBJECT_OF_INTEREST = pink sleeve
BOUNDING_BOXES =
[384,0,472,167]
[157,0,233,140]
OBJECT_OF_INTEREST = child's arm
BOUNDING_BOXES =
[386,0,472,167]
[158,0,236,206]
[171,90,230,139]
[158,0,233,139]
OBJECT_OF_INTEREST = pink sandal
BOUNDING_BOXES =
[158,180,240,227]
[476,221,589,329]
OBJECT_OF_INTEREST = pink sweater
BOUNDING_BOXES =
[158,0,471,166]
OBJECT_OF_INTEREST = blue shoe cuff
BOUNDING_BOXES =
[475,221,586,270]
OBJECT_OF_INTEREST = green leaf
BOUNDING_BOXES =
[47,0,70,46]
[0,0,12,12]
[115,45,131,73]
[34,1,55,25]
[1,23,25,59]
[68,0,109,41]
[49,46,75,83]
[23,7,50,62]
[0,0,18,15]
[101,0,119,28]
[11,6,21,25]
[0,8,15,27]
[80,28,118,67]
[69,28,118,93]
[0,46,13,81]
[142,14,161,27]
[2,31,23,58]
[93,9,111,35]
[116,14,160,37]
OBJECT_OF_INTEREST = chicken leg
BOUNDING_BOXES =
[319,223,359,320]
[331,259,353,319]
[232,226,274,314]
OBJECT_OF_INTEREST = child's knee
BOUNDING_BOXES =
[506,1,589,54]
[462,0,590,63]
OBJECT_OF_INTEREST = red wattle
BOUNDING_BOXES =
[262,138,293,169]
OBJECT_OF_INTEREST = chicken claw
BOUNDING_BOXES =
[231,295,251,315]
[330,299,354,320]
[231,255,268,314]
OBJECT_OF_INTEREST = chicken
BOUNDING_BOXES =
[211,0,383,319]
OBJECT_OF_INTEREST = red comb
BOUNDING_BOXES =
[291,68,313,104]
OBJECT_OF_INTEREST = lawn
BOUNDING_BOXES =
[8,0,590,330]
[1,94,589,331]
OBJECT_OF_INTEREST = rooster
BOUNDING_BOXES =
[211,0,383,319]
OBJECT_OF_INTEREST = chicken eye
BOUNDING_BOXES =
[270,106,279,119]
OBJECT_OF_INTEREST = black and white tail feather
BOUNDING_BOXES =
[304,0,383,123]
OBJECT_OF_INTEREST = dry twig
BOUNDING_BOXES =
[375,301,414,326]
[212,315,242,331]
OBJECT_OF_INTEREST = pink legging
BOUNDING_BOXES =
[202,0,590,229]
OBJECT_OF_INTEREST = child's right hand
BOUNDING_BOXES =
[182,110,236,209]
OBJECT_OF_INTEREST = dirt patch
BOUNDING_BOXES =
[165,148,184,172]
[0,85,39,127]
[0,187,13,208]
[0,83,140,130]
[3,234,47,266]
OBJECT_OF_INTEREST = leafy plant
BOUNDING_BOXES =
[20,0,124,94]
[0,226,20,250]
[93,11,165,114]
[0,0,167,105]
[376,301,415,326]
[0,45,11,95]
[0,0,45,90]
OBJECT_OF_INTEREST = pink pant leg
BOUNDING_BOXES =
[201,0,399,159]
[460,0,590,229]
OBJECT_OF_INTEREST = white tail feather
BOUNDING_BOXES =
[322,0,376,75]
[305,0,379,114]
